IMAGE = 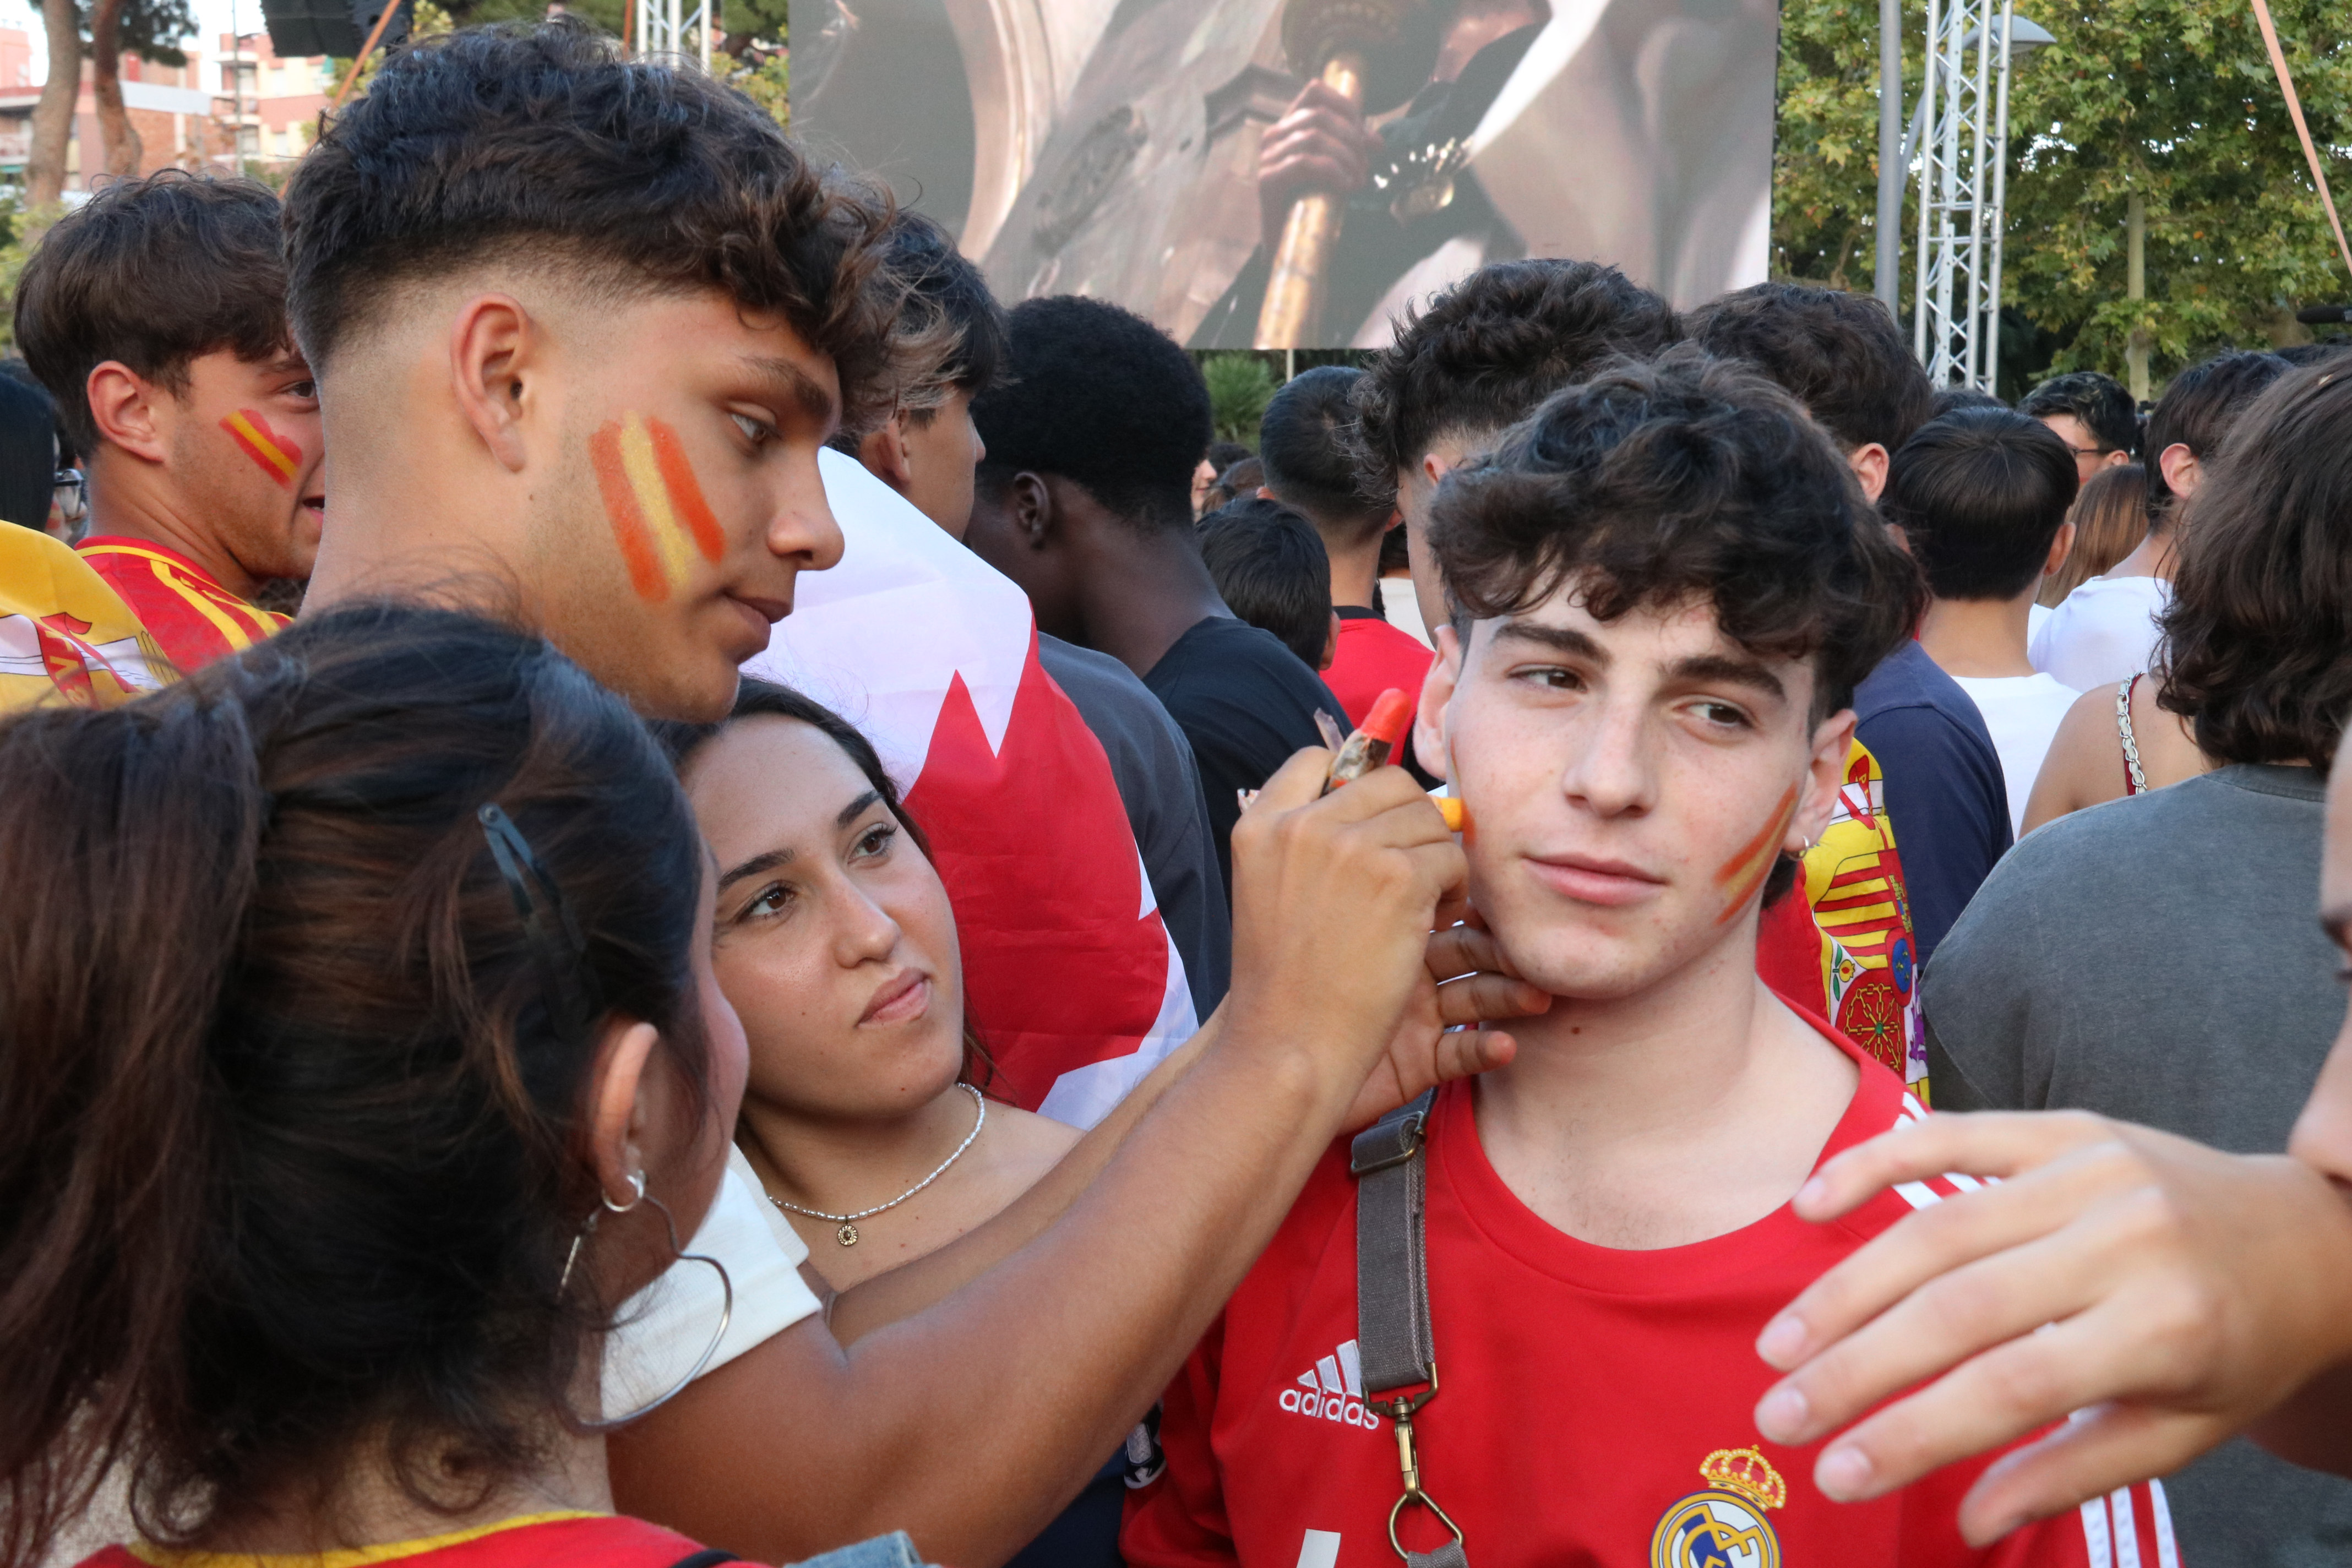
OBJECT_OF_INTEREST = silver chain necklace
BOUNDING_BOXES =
[767,1083,987,1246]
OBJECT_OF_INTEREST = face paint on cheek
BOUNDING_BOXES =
[589,413,729,603]
[220,410,302,487]
[1712,783,1801,923]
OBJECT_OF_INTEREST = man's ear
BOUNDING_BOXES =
[1414,622,1466,783]
[1794,708,1861,853]
[1008,470,1055,549]
[1319,610,1340,672]
[588,1018,662,1210]
[2158,442,2201,500]
[2043,518,2077,579]
[1420,450,1455,491]
[857,417,916,497]
[1847,442,1891,502]
[448,293,539,473]
[84,362,170,464]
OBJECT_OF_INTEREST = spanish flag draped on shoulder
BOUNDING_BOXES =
[1,521,171,712]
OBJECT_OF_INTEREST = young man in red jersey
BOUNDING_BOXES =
[1121,349,2179,1568]
[14,173,325,672]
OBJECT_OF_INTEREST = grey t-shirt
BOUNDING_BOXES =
[1923,763,2352,1565]
[1039,633,1231,1020]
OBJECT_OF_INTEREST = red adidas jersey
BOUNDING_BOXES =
[1124,1026,2177,1568]
[77,1513,721,1568]
[75,536,287,676]
[1325,609,1434,731]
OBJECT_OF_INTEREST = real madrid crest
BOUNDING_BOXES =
[1648,1446,1786,1568]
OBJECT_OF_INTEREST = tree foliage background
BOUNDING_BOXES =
[1774,0,2352,390]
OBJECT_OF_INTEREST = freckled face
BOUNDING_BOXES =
[551,291,848,722]
[685,716,968,1122]
[1428,585,1840,1000]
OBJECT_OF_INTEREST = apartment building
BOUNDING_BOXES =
[0,25,221,192]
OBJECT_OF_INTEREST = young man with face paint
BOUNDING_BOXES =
[1123,350,2174,1568]
[273,26,1542,1568]
[13,172,325,672]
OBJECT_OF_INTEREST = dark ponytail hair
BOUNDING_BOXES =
[650,678,996,1092]
[0,605,710,1568]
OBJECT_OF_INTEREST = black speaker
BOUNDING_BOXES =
[259,0,411,60]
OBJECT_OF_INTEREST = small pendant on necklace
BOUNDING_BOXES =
[836,1221,860,1247]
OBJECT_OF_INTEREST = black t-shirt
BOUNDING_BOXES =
[1142,616,1349,903]
[1851,638,2013,966]
[1038,632,1231,1018]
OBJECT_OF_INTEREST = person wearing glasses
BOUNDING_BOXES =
[2018,371,2139,489]
[12,173,324,673]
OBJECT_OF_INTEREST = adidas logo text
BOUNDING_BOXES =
[1275,1338,1382,1430]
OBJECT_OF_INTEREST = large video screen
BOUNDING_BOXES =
[789,0,1777,350]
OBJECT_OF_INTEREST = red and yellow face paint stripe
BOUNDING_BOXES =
[1713,783,1801,923]
[221,409,302,487]
[589,413,727,603]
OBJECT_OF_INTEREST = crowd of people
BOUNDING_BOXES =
[5,19,2352,1568]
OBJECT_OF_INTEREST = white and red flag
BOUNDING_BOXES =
[743,450,1196,1127]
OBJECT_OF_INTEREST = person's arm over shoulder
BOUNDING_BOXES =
[1855,700,2011,965]
[1119,1313,1237,1568]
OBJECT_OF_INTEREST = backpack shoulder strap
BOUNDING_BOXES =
[1350,1090,1437,1396]
[1349,1090,1466,1568]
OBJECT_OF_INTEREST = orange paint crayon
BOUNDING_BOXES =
[1320,688,1417,793]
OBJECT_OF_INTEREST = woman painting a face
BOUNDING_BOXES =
[663,683,1079,1288]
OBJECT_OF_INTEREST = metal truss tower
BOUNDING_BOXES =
[635,0,713,72]
[1912,0,2018,390]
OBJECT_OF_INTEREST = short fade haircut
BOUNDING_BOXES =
[2142,350,2290,528]
[972,295,1210,530]
[14,172,290,455]
[1430,345,1921,718]
[1352,259,1679,502]
[1884,408,2079,601]
[1199,497,1333,669]
[1683,282,1934,456]
[2019,369,2138,457]
[1261,365,1385,545]
[2159,367,2352,769]
[284,21,907,433]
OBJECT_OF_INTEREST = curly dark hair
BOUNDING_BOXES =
[283,21,909,433]
[1429,346,1923,718]
[15,172,289,455]
[972,295,1212,531]
[1683,282,1933,458]
[2157,366,2352,771]
[1351,259,1679,503]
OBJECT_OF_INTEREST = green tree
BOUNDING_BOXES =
[1772,0,2352,388]
[1200,351,1277,448]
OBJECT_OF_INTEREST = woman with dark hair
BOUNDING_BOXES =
[656,681,1080,1291]
[0,605,917,1568]
[657,683,1133,1566]
[1915,364,2352,1562]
